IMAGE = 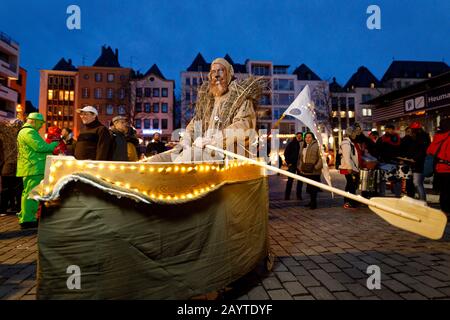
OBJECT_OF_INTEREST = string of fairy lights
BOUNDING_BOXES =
[45,159,259,202]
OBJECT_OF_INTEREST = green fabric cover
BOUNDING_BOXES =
[37,177,269,299]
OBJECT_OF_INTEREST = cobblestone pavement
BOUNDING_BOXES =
[1,171,449,300]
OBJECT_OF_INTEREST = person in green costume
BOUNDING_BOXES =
[16,113,58,229]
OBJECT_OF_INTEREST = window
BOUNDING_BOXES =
[162,88,168,97]
[161,103,168,113]
[136,88,142,97]
[186,92,191,102]
[362,108,372,117]
[82,88,89,98]
[153,103,160,113]
[107,88,114,99]
[83,74,89,80]
[192,78,197,86]
[339,97,347,107]
[48,90,54,100]
[59,90,64,100]
[144,103,151,113]
[106,105,114,115]
[251,65,270,76]
[94,88,103,99]
[107,73,115,82]
[153,88,160,97]
[362,94,372,103]
[69,91,74,102]
[135,119,141,129]
[274,66,288,74]
[135,103,142,113]
[118,105,126,115]
[273,79,294,91]
[119,88,125,99]
[153,119,159,129]
[64,91,70,101]
[348,97,355,107]
[144,88,151,97]
[185,78,190,86]
[278,93,294,105]
[162,119,168,130]
[95,73,102,82]
[144,119,151,129]
[260,95,271,105]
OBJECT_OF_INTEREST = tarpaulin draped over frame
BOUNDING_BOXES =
[37,177,269,299]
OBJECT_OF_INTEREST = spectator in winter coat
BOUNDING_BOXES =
[339,126,360,209]
[402,122,431,201]
[298,132,322,209]
[427,117,450,214]
[283,132,304,200]
[74,106,112,160]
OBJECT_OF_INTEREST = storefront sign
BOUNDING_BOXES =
[404,84,450,113]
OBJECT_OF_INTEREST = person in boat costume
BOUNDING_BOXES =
[146,58,265,162]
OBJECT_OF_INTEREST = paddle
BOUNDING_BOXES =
[206,145,448,240]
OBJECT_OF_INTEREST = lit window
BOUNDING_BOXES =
[340,111,346,118]
[48,90,53,100]
[370,83,375,88]
[59,91,64,100]
[348,111,355,118]
[69,91,74,101]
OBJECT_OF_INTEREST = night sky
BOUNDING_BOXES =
[1,0,449,106]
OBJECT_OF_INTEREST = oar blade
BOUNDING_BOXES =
[369,196,448,240]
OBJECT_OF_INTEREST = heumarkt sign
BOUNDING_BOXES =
[404,84,450,113]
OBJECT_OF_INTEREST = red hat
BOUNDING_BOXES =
[410,121,421,129]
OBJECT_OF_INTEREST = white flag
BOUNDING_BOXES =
[284,85,333,188]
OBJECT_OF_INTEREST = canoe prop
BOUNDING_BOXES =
[206,145,448,240]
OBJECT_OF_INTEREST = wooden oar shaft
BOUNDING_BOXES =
[206,145,421,223]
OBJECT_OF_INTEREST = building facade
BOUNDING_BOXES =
[38,58,78,136]
[130,64,174,141]
[0,31,20,121]
[10,67,27,121]
[77,46,131,135]
[39,46,132,138]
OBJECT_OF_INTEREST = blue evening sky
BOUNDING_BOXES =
[1,0,449,106]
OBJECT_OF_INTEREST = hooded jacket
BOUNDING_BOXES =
[16,123,58,177]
